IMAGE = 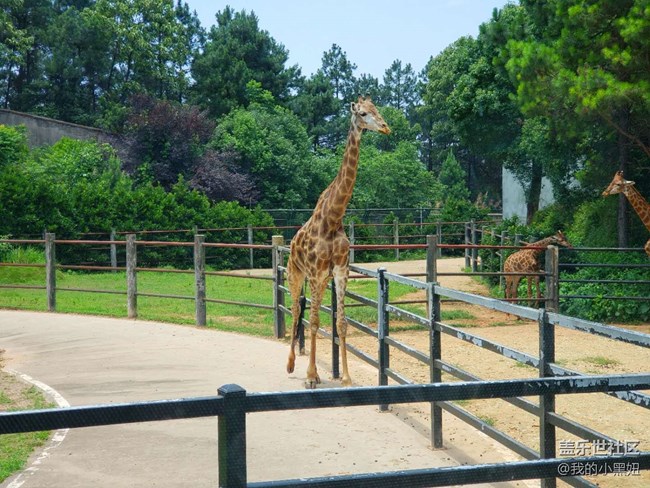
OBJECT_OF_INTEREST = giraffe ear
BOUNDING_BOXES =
[350,102,358,113]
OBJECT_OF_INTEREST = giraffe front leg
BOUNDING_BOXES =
[333,266,352,387]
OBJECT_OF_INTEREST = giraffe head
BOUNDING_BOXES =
[602,171,635,197]
[549,230,572,248]
[350,97,391,135]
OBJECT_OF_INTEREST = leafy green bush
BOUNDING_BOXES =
[560,251,650,322]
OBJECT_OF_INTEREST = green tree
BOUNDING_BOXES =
[290,71,339,149]
[352,142,441,209]
[0,124,29,167]
[380,60,420,116]
[191,6,297,118]
[212,99,326,208]
[507,0,650,245]
[320,43,357,101]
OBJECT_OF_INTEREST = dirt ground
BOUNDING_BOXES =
[306,258,650,488]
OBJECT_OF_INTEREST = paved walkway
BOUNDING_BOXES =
[1,311,529,487]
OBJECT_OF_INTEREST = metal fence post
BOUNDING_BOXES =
[464,223,470,269]
[428,281,443,449]
[539,309,557,488]
[110,229,117,271]
[393,219,399,261]
[349,221,355,264]
[436,222,442,257]
[377,268,389,411]
[426,235,438,284]
[126,234,137,319]
[272,235,285,338]
[247,224,254,269]
[331,281,339,379]
[45,233,56,312]
[194,235,207,326]
[545,245,560,313]
[218,384,247,488]
[471,219,478,272]
[499,230,507,291]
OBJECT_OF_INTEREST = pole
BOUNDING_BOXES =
[126,234,137,319]
[45,233,56,312]
[194,235,206,326]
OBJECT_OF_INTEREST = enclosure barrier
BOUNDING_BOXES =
[273,237,650,488]
[1,375,648,487]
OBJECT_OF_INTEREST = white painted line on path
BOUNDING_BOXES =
[4,370,70,488]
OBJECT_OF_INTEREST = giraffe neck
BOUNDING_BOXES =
[316,122,362,225]
[525,236,555,258]
[623,185,650,232]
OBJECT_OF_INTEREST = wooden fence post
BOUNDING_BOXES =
[349,221,355,264]
[272,235,285,338]
[545,245,560,313]
[393,219,399,261]
[377,268,389,411]
[45,233,56,312]
[126,234,137,319]
[110,229,117,271]
[218,384,247,488]
[428,280,443,449]
[538,309,557,488]
[247,224,254,269]
[194,235,206,326]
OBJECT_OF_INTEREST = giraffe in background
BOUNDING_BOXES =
[504,231,572,307]
[286,97,390,388]
[602,171,650,257]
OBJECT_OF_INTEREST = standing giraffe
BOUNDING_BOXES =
[504,231,572,307]
[286,97,390,389]
[602,171,650,257]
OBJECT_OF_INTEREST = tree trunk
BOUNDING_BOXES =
[526,160,543,225]
[617,112,629,248]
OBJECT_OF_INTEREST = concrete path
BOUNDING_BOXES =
[0,311,528,487]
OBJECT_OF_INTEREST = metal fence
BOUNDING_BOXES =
[272,240,650,488]
[2,235,650,486]
[1,376,649,487]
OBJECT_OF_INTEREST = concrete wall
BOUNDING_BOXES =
[0,109,117,149]
[502,168,555,222]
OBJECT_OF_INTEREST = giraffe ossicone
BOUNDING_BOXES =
[286,97,391,389]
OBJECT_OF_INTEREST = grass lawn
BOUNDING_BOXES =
[0,363,52,483]
[0,267,426,336]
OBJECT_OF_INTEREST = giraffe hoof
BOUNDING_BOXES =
[304,374,321,389]
[287,361,295,374]
[341,376,352,387]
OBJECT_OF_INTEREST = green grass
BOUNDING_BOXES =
[0,269,425,337]
[0,376,52,483]
[580,356,621,368]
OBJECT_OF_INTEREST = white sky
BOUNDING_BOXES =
[185,0,514,80]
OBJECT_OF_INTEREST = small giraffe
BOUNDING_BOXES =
[286,97,390,389]
[602,171,650,257]
[504,231,572,307]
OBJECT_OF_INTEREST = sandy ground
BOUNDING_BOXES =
[323,258,650,488]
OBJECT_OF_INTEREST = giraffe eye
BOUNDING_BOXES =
[359,111,367,117]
